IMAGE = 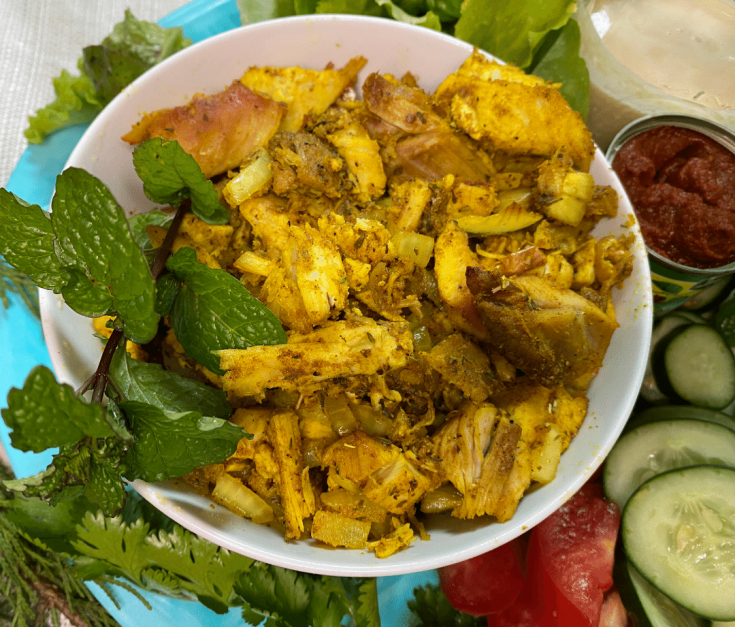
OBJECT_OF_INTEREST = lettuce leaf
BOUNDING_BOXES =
[453,0,576,68]
[25,10,190,144]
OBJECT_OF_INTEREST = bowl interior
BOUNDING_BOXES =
[39,15,653,577]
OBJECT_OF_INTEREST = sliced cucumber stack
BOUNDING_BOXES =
[624,405,735,434]
[622,465,735,622]
[614,556,707,627]
[652,324,735,409]
[640,314,702,403]
[604,418,735,509]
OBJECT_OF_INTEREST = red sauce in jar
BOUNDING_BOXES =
[612,125,735,269]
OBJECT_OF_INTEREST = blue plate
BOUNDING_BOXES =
[1,0,437,623]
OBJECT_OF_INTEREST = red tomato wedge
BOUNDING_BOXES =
[488,482,620,627]
[439,539,525,616]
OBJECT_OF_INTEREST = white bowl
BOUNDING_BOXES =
[39,14,653,577]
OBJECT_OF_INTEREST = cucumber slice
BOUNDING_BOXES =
[641,317,694,403]
[682,276,734,313]
[624,406,735,434]
[622,465,735,621]
[604,419,735,508]
[614,556,707,627]
[667,311,709,325]
[654,325,735,409]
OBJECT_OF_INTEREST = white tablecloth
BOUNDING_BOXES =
[0,0,188,188]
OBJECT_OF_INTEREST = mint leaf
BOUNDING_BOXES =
[2,366,125,453]
[529,19,590,118]
[121,400,244,482]
[51,167,159,343]
[453,0,576,68]
[0,189,69,292]
[167,247,287,374]
[132,138,229,225]
[85,443,129,516]
[109,348,232,418]
[5,438,128,517]
[154,272,180,316]
[61,267,114,317]
[128,208,172,249]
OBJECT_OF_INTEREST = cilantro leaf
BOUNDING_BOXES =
[132,138,229,225]
[51,167,159,343]
[121,400,244,482]
[408,583,485,626]
[2,365,126,453]
[72,512,255,609]
[234,562,312,626]
[0,189,69,292]
[454,0,576,69]
[109,348,232,418]
[167,247,287,375]
[529,18,590,119]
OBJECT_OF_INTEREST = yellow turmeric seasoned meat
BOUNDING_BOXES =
[123,49,634,558]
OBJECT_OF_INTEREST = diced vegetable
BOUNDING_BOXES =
[310,510,370,549]
[211,473,274,524]
[222,147,273,207]
[456,203,542,234]
[390,230,434,267]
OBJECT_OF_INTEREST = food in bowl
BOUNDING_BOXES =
[113,48,635,557]
[38,16,652,576]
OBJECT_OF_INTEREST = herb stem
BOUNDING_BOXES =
[85,198,190,405]
[91,329,123,404]
[150,198,190,281]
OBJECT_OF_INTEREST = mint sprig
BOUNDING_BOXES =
[133,137,229,225]
[52,167,160,343]
[167,247,287,374]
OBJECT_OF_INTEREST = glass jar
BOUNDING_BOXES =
[577,0,735,151]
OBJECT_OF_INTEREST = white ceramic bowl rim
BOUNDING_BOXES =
[39,14,653,577]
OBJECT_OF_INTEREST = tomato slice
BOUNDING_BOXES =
[439,539,524,616]
[488,482,620,627]
[531,482,621,626]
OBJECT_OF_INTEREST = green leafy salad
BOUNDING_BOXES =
[1,3,588,625]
